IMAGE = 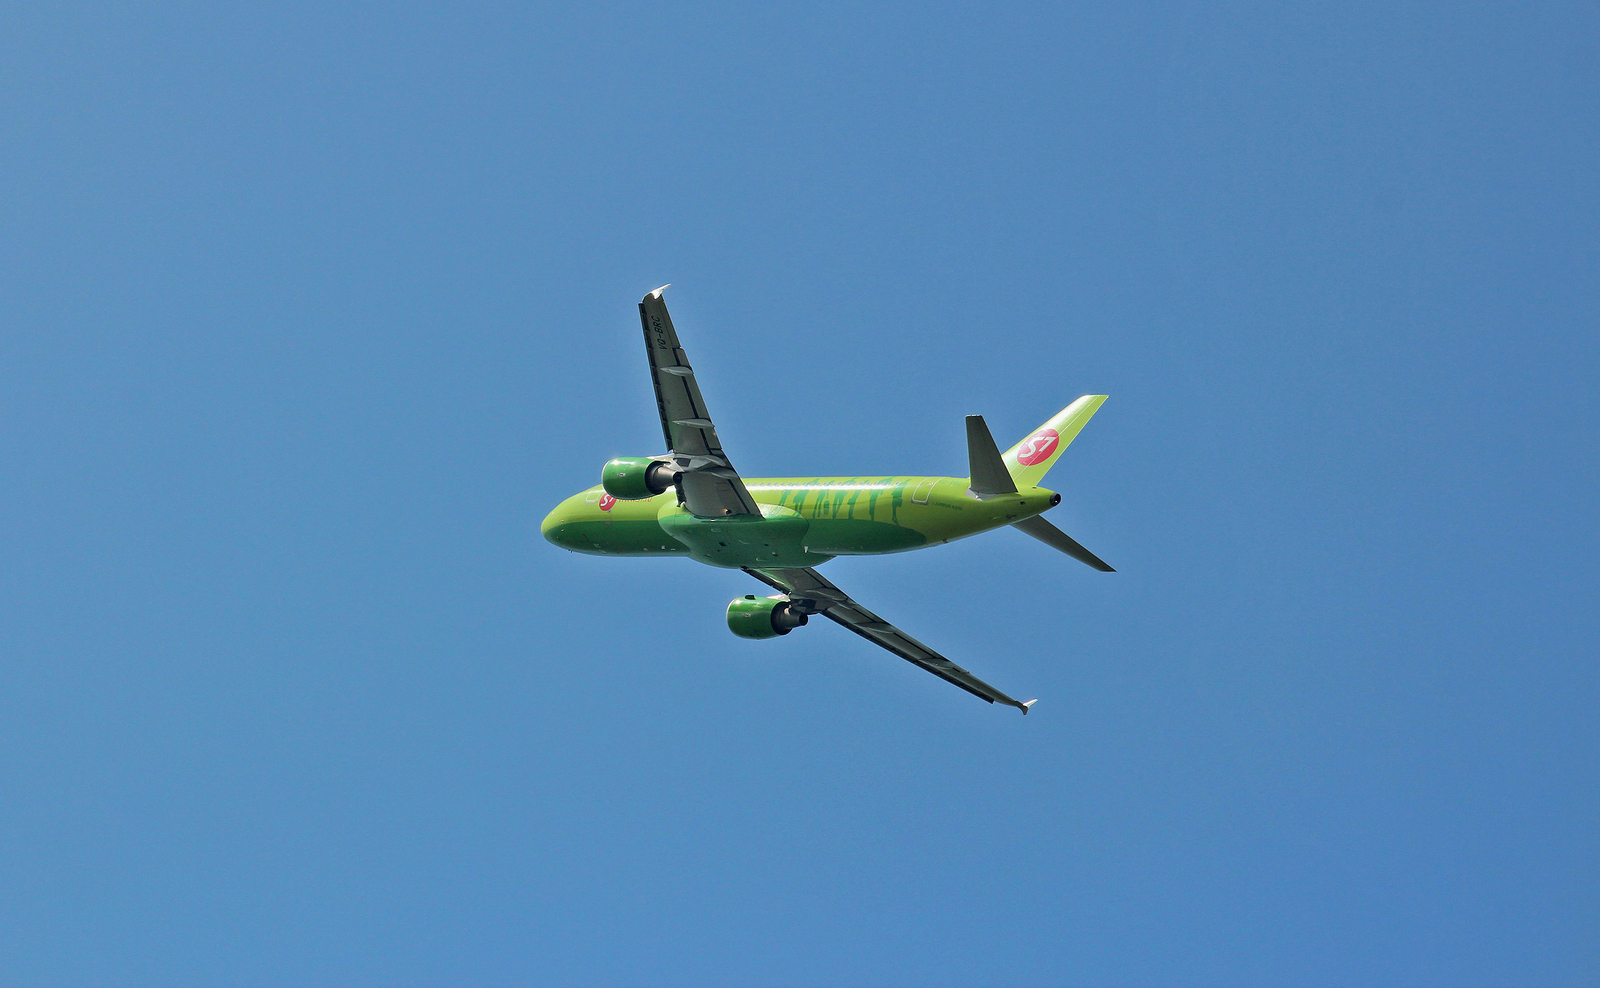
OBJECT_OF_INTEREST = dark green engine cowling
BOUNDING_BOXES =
[601,456,677,500]
[726,595,809,639]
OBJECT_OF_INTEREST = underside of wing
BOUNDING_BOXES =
[638,287,760,517]
[744,567,1037,714]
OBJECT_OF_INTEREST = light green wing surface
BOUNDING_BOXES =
[744,566,1037,714]
[1003,394,1107,488]
[638,287,761,517]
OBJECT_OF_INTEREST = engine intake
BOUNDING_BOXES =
[601,456,679,500]
[726,595,809,639]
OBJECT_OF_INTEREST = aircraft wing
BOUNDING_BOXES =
[743,566,1038,714]
[638,287,762,517]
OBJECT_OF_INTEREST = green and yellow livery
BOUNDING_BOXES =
[543,288,1113,714]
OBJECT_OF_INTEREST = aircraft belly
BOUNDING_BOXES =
[544,520,688,556]
[656,501,832,569]
[801,518,926,554]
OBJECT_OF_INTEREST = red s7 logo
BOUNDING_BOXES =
[1015,429,1060,466]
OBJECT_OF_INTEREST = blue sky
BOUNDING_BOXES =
[2,4,1596,985]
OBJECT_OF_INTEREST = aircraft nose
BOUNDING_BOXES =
[540,505,568,546]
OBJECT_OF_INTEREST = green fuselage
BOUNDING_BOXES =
[542,476,1060,569]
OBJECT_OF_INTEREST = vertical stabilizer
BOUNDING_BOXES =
[1002,395,1107,488]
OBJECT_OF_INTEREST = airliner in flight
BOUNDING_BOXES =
[543,288,1113,713]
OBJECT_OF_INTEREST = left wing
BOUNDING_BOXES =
[638,287,761,517]
[744,566,1038,714]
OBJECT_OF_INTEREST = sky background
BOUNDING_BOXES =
[2,4,1596,986]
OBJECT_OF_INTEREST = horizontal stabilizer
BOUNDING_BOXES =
[966,415,1018,498]
[1012,515,1115,572]
[1020,699,1037,715]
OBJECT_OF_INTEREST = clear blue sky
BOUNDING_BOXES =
[2,4,1596,986]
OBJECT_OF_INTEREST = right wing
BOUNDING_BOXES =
[744,566,1037,714]
[638,287,762,518]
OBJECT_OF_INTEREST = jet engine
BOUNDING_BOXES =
[726,595,809,639]
[601,456,679,500]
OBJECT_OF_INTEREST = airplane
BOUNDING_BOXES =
[541,287,1114,714]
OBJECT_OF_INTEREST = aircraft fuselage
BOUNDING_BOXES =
[542,476,1059,569]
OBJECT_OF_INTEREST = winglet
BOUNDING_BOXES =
[1019,698,1037,715]
[645,283,671,300]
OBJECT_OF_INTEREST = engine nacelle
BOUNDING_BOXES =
[726,595,809,639]
[601,456,678,500]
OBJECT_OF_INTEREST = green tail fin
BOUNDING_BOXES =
[1003,395,1107,488]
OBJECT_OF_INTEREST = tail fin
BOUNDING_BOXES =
[1003,395,1107,488]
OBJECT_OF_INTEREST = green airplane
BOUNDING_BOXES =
[542,287,1113,714]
